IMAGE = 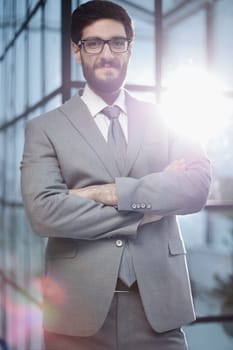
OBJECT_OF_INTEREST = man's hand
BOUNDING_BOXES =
[164,158,187,172]
[69,183,118,206]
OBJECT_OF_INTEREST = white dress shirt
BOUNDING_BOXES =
[81,84,128,142]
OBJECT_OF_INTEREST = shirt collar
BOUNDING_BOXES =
[81,84,127,117]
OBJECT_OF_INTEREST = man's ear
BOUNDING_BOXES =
[71,41,81,64]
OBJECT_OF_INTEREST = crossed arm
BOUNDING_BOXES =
[69,159,187,224]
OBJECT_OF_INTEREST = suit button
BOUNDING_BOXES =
[141,203,146,209]
[131,203,137,209]
[136,203,141,209]
[116,240,123,247]
[147,204,152,209]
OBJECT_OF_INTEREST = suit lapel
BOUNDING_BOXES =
[59,94,121,179]
[124,93,147,175]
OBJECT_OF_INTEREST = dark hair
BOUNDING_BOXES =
[71,0,134,44]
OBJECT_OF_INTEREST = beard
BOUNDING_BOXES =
[81,57,128,94]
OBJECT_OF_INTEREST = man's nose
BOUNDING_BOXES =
[100,42,115,58]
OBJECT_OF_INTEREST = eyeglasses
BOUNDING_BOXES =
[77,37,132,54]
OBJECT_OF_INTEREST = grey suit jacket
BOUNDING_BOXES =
[20,91,211,336]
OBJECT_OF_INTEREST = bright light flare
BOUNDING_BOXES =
[161,67,232,144]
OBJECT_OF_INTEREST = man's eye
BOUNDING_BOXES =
[112,39,124,46]
[86,40,100,48]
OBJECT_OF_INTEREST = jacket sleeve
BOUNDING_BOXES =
[116,130,211,216]
[20,120,143,240]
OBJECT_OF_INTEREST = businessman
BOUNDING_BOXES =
[20,1,211,349]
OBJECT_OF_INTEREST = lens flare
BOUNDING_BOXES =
[161,67,232,144]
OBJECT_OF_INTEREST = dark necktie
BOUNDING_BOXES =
[102,106,136,287]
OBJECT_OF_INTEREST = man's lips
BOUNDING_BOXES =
[102,63,115,68]
[99,65,117,70]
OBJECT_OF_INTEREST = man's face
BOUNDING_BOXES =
[72,19,132,95]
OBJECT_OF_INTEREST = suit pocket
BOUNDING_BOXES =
[46,238,78,259]
[168,239,187,256]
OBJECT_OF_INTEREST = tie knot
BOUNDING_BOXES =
[102,106,121,119]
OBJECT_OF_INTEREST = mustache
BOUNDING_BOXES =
[94,59,120,69]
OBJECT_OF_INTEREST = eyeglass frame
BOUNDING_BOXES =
[77,36,132,54]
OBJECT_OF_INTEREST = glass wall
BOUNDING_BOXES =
[0,1,61,349]
[161,1,233,348]
[0,1,232,349]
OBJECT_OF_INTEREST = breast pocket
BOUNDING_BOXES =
[131,142,167,176]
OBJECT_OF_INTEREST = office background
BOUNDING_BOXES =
[0,0,233,349]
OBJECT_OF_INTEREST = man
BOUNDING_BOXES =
[20,1,211,349]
